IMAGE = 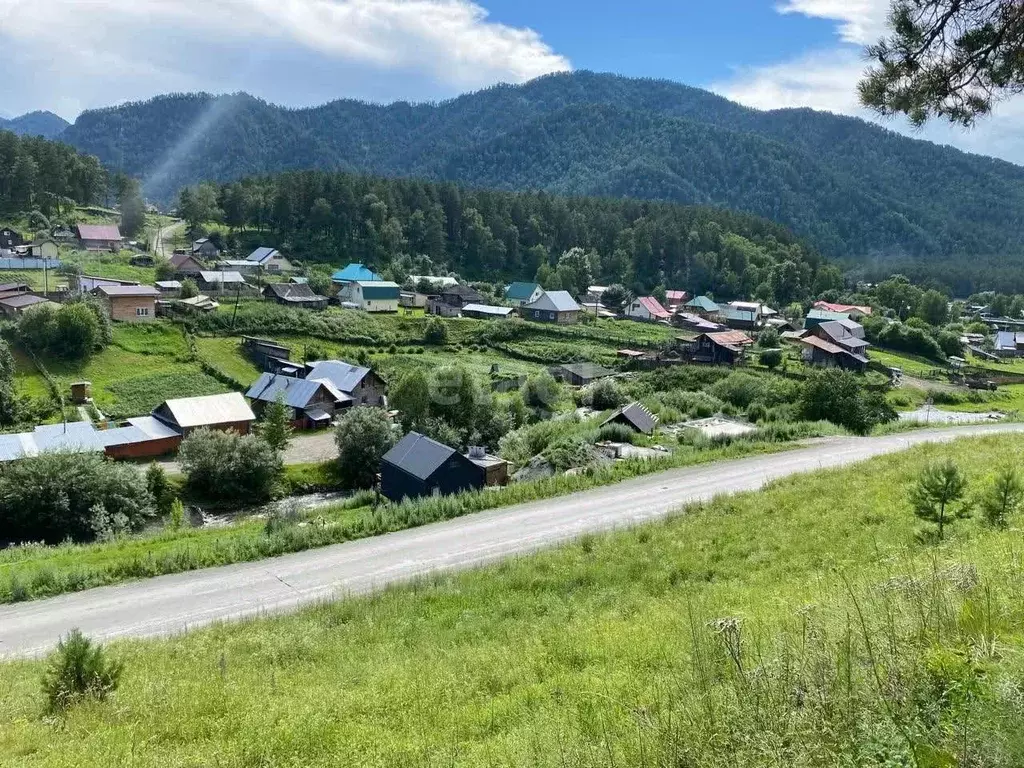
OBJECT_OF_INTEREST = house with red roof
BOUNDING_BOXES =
[813,301,872,320]
[625,296,672,323]
[76,224,122,252]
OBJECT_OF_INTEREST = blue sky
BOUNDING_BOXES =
[1,0,1022,163]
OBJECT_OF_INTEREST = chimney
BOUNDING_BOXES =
[468,446,486,459]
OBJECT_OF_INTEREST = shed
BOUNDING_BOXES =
[380,432,485,502]
[263,282,328,309]
[152,392,256,436]
[601,402,659,435]
[466,446,510,487]
[461,303,515,320]
[553,362,615,386]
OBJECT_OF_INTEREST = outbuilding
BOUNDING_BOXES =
[601,402,659,435]
[76,224,122,251]
[380,432,485,502]
[263,282,328,310]
[152,392,256,437]
[95,284,160,322]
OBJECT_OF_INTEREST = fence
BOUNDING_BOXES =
[0,258,61,270]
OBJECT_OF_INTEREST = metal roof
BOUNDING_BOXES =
[525,290,581,313]
[155,281,182,289]
[155,392,255,429]
[706,330,755,346]
[383,432,458,481]
[505,282,540,301]
[169,252,202,268]
[806,308,852,322]
[247,247,280,263]
[462,303,514,316]
[602,402,659,435]
[304,360,372,394]
[634,296,671,318]
[332,263,381,282]
[264,282,325,302]
[199,271,246,284]
[76,224,122,241]
[96,285,160,297]
[246,373,349,409]
[558,362,615,381]
[719,307,757,322]
[0,294,50,309]
[685,296,720,312]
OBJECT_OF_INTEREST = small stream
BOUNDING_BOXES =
[181,491,354,530]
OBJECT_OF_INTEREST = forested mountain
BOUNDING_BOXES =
[61,71,1024,263]
[0,131,107,215]
[0,112,70,140]
[202,169,840,305]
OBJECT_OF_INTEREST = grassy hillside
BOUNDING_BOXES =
[2,435,1024,766]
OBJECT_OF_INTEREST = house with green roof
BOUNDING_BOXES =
[804,308,853,330]
[343,281,400,313]
[683,295,721,318]
[504,281,543,307]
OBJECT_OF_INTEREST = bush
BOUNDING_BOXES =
[544,436,596,472]
[178,429,282,502]
[757,327,780,348]
[0,451,154,544]
[597,422,636,443]
[520,373,562,415]
[423,316,448,346]
[335,407,397,489]
[799,369,897,435]
[760,348,783,370]
[586,378,627,410]
[179,278,199,299]
[42,629,123,714]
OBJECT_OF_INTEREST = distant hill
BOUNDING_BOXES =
[60,72,1024,263]
[0,111,70,139]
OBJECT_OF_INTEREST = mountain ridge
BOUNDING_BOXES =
[0,111,70,139]
[58,71,1024,262]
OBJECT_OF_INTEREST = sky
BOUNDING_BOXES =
[1,0,1022,164]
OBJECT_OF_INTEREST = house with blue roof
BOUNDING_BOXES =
[504,281,543,307]
[332,263,382,285]
[246,247,293,273]
[804,308,853,330]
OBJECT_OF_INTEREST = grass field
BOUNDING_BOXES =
[2,434,1023,766]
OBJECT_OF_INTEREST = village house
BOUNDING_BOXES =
[683,295,721,319]
[246,373,348,430]
[813,301,872,321]
[151,392,256,437]
[262,282,328,310]
[95,284,160,322]
[169,251,206,275]
[331,264,382,299]
[690,330,754,365]
[304,360,387,406]
[797,319,871,371]
[625,296,672,323]
[521,290,581,324]
[719,306,760,331]
[466,446,510,487]
[673,312,723,333]
[27,238,58,259]
[198,271,248,294]
[246,247,293,273]
[339,280,399,313]
[664,290,689,312]
[155,280,182,296]
[191,238,221,260]
[994,331,1024,357]
[0,229,23,250]
[76,224,122,251]
[0,294,54,317]
[427,284,485,317]
[551,362,615,387]
[804,308,853,329]
[380,432,486,502]
[504,281,544,307]
[461,303,515,320]
[0,417,183,463]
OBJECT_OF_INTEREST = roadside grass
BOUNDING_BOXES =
[0,438,805,605]
[3,435,1024,766]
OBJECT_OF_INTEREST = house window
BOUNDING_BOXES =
[136,307,150,317]
[548,312,555,320]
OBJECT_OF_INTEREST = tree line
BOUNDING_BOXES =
[0,130,106,216]
[183,170,840,304]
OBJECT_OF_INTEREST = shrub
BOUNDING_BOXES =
[0,451,154,544]
[597,422,636,444]
[178,429,282,502]
[799,369,897,435]
[42,629,123,714]
[521,373,562,415]
[179,278,199,299]
[760,348,783,371]
[757,327,780,348]
[586,378,627,410]
[544,436,595,473]
[335,407,397,489]
[145,463,173,517]
[423,316,448,345]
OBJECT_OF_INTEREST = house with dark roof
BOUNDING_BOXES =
[198,271,248,293]
[0,229,23,250]
[601,402,659,435]
[94,284,160,322]
[191,238,221,260]
[804,308,853,329]
[169,251,206,275]
[304,360,387,407]
[247,247,293,273]
[552,362,615,386]
[76,224,122,251]
[263,282,328,310]
[246,373,348,429]
[427,284,485,316]
[719,307,760,331]
[690,330,754,365]
[521,290,581,324]
[380,432,485,502]
[0,294,55,317]
[626,296,672,322]
[504,281,543,306]
[798,319,870,371]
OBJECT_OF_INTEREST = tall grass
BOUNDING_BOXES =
[2,436,1024,765]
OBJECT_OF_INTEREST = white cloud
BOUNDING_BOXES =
[711,1,1024,166]
[0,0,570,117]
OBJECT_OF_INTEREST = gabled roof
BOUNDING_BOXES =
[995,331,1024,349]
[557,362,615,381]
[634,296,671,319]
[0,282,29,293]
[76,224,121,241]
[602,402,659,435]
[155,280,182,290]
[263,282,325,302]
[304,360,373,394]
[462,303,515,317]
[816,320,867,346]
[247,247,280,264]
[169,252,203,268]
[806,308,852,322]
[154,392,255,429]
[355,280,400,299]
[706,330,755,347]
[524,290,581,313]
[719,307,757,323]
[814,301,872,316]
[199,271,246,284]
[505,281,541,301]
[246,373,348,409]
[684,296,720,312]
[665,290,688,303]
[383,432,459,481]
[332,263,381,282]
[0,294,51,309]
[442,284,484,301]
[728,301,761,313]
[95,284,160,298]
